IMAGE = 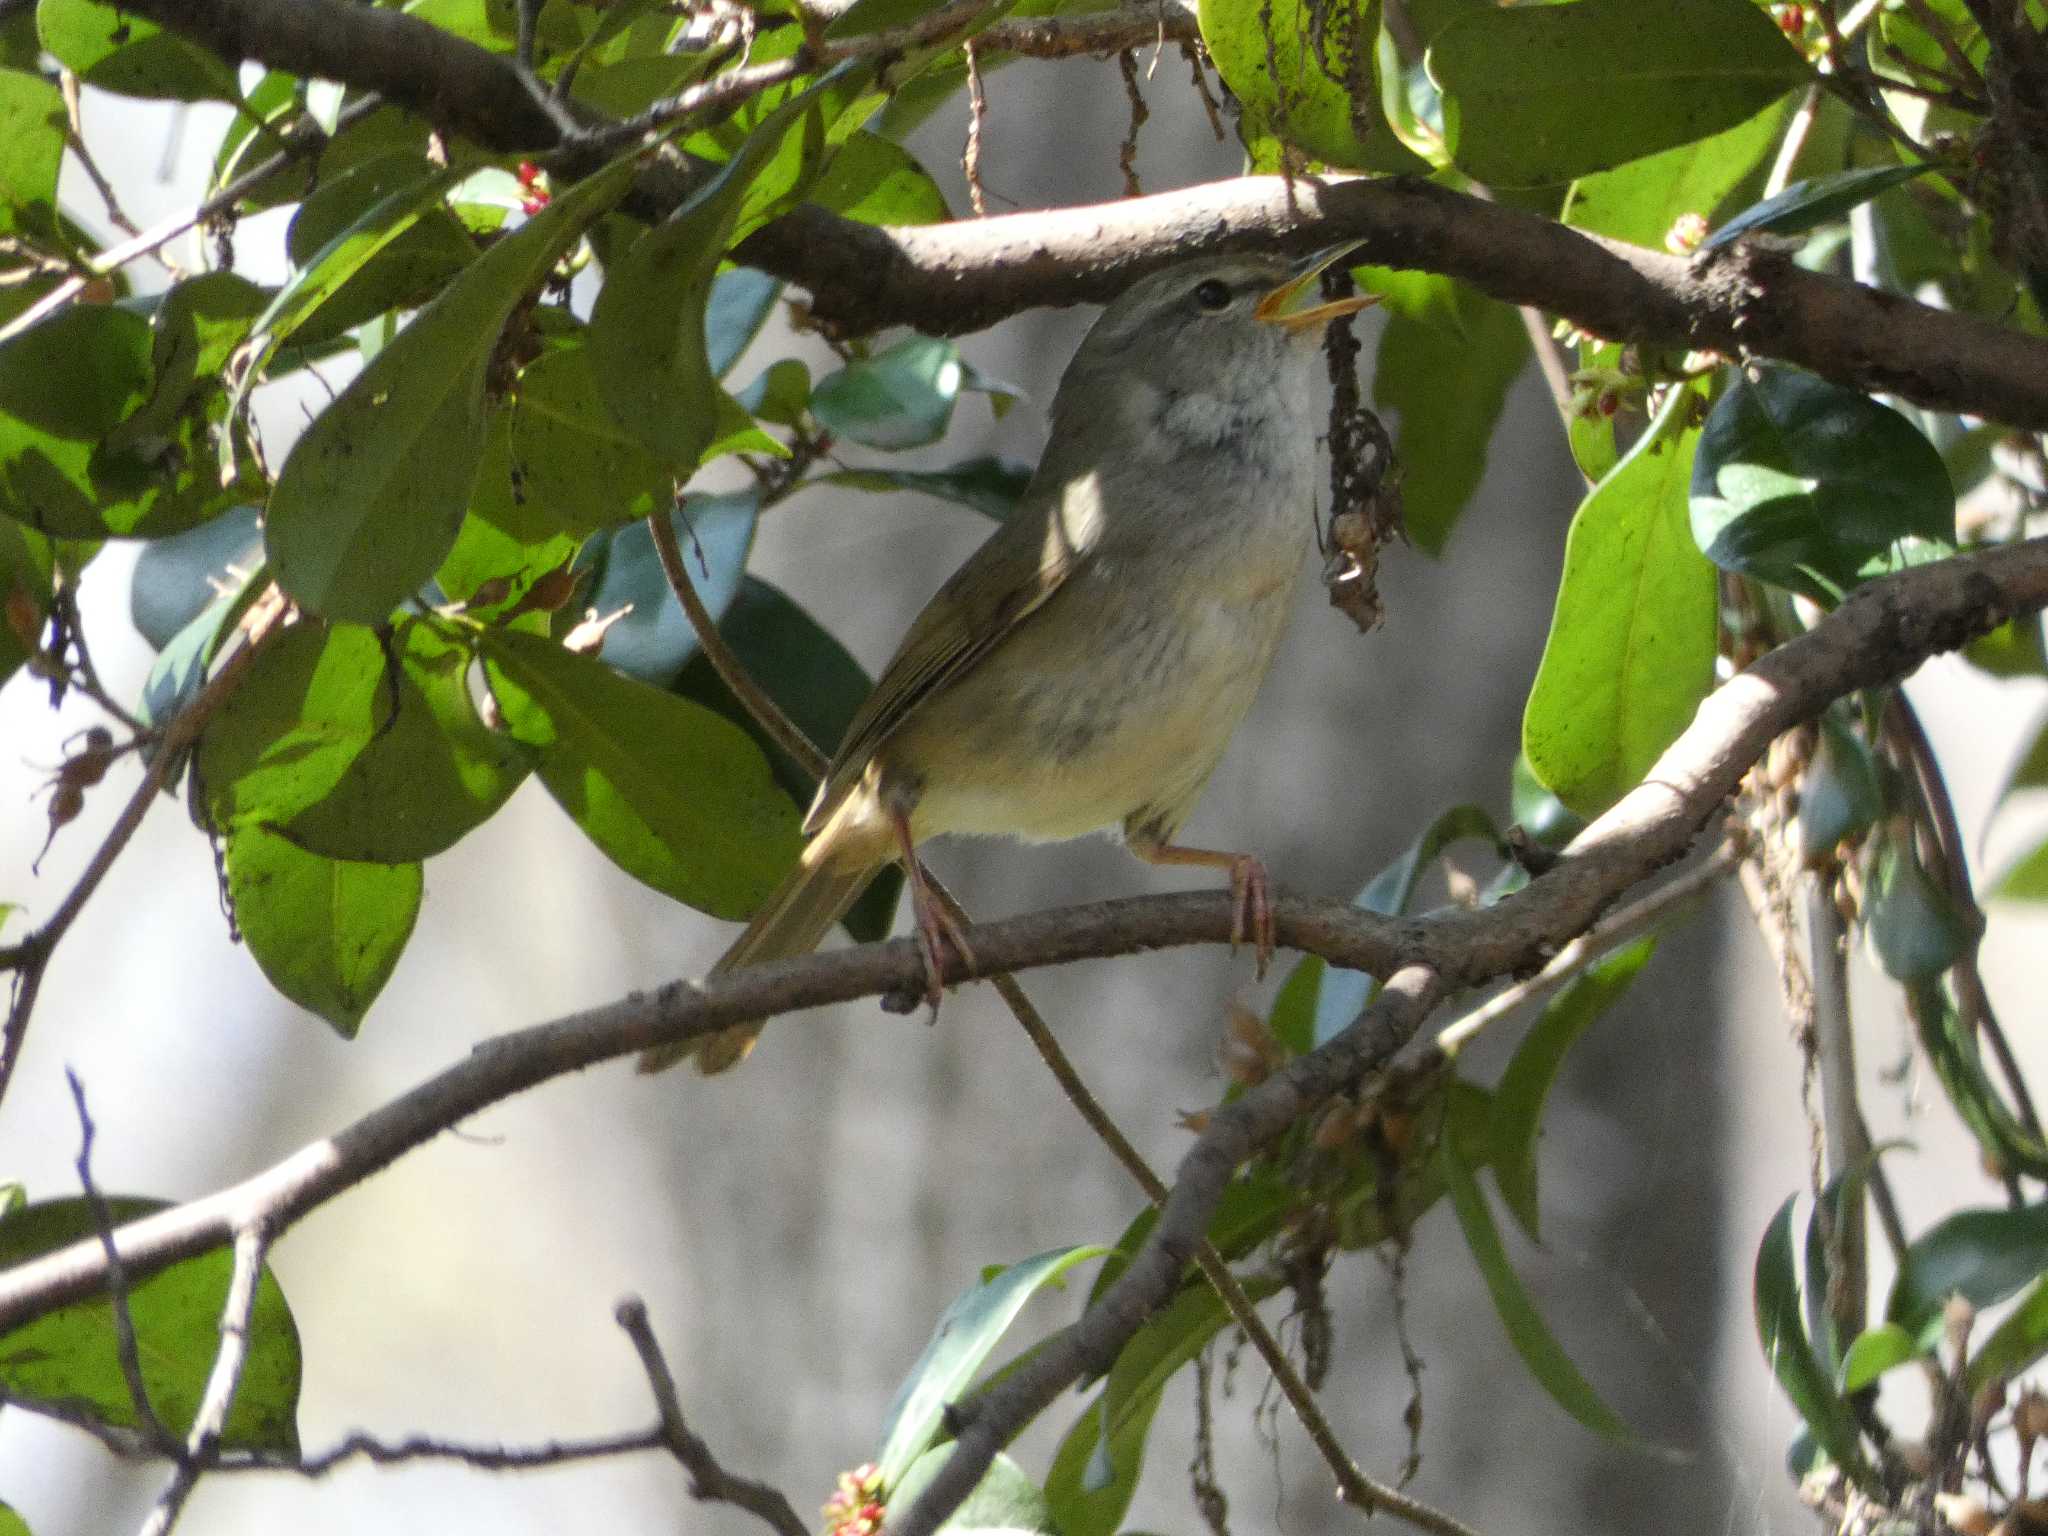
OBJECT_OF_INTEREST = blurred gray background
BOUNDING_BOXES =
[0,43,2040,1536]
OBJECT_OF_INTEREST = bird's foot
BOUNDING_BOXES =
[1227,854,1274,980]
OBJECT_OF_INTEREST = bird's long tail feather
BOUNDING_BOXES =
[637,850,883,1075]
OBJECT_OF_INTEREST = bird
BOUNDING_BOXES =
[641,247,1374,1074]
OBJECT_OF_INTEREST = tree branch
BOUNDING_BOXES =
[1,537,2042,1357]
[96,0,2048,430]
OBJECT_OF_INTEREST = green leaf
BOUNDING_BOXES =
[481,626,801,918]
[1837,1322,1919,1393]
[1524,383,1716,818]
[1429,0,1809,187]
[1510,750,1584,848]
[1993,704,2048,813]
[0,1195,300,1452]
[1440,1128,1640,1444]
[821,456,1033,520]
[1993,836,2048,902]
[1753,1192,1874,1482]
[1964,613,2047,679]
[1306,804,1503,1048]
[734,358,812,428]
[1372,279,1527,552]
[226,824,420,1035]
[1198,0,1427,173]
[509,342,677,534]
[0,68,65,243]
[590,76,852,469]
[874,1245,1107,1488]
[1705,163,1936,251]
[1862,832,1969,981]
[890,1447,1057,1534]
[38,0,240,101]
[0,1496,26,1536]
[1564,96,1787,251]
[580,491,757,682]
[1967,1271,2048,1391]
[200,620,526,862]
[1044,1388,1163,1536]
[811,336,965,451]
[812,132,951,224]
[1490,937,1657,1241]
[1888,1200,2048,1342]
[1085,1165,1295,1307]
[1689,367,1955,603]
[671,575,904,943]
[265,155,637,622]
[1798,713,1883,859]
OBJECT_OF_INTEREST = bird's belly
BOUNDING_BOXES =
[890,567,1294,844]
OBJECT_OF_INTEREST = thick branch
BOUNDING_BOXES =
[2,538,2044,1348]
[740,178,2048,429]
[95,0,2048,430]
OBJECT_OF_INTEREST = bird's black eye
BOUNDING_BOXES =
[1192,278,1233,313]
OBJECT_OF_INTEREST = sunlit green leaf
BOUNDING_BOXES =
[1838,1323,1919,1393]
[1525,384,1715,818]
[811,336,965,451]
[812,131,950,224]
[1754,1192,1875,1482]
[890,1447,1057,1534]
[38,0,240,101]
[1565,97,1787,250]
[0,69,65,243]
[0,1195,300,1451]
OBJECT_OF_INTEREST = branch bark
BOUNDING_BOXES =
[3,536,2044,1349]
[99,0,2048,431]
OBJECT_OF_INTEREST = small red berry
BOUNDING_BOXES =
[516,160,542,187]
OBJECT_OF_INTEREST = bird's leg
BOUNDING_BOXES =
[889,803,975,1010]
[1127,837,1274,978]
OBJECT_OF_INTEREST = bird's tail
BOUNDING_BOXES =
[637,843,884,1075]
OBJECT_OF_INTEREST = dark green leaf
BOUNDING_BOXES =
[591,77,852,468]
[1044,1389,1162,1536]
[811,336,965,450]
[1967,1272,2048,1391]
[1689,367,1955,603]
[1525,384,1716,818]
[130,504,263,651]
[581,491,757,682]
[1797,713,1883,859]
[38,0,240,101]
[812,132,950,224]
[266,156,637,621]
[821,456,1032,520]
[1430,0,1809,187]
[481,626,801,918]
[1372,281,1527,552]
[1705,164,1936,251]
[1753,1192,1874,1481]
[1440,1128,1641,1444]
[1862,832,1969,981]
[1490,938,1657,1241]
[1564,97,1787,250]
[671,574,904,943]
[0,1195,300,1452]
[1963,613,2047,679]
[1993,837,2048,902]
[1510,751,1584,848]
[1838,1322,1919,1393]
[889,1448,1057,1534]
[1197,0,1427,173]
[200,620,526,862]
[509,342,677,534]
[874,1245,1107,1487]
[0,514,54,685]
[225,824,420,1035]
[1888,1200,2048,1342]
[1085,1165,1295,1307]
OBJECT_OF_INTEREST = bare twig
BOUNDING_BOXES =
[615,1298,810,1536]
[137,1225,271,1536]
[976,0,1199,58]
[1116,50,1148,197]
[1,592,286,1108]
[66,1070,174,1452]
[963,40,990,218]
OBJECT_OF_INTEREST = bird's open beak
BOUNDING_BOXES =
[1253,241,1377,333]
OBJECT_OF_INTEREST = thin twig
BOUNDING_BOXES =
[67,1070,175,1452]
[963,40,990,218]
[976,0,1199,57]
[1436,839,1739,1058]
[0,590,286,1109]
[137,1225,271,1536]
[58,71,145,243]
[1116,50,1148,198]
[615,1298,810,1536]
[645,509,819,773]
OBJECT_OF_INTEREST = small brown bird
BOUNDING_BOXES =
[642,248,1372,1074]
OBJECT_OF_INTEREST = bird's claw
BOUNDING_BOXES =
[1227,855,1274,980]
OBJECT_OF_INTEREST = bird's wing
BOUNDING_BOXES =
[804,484,1095,834]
